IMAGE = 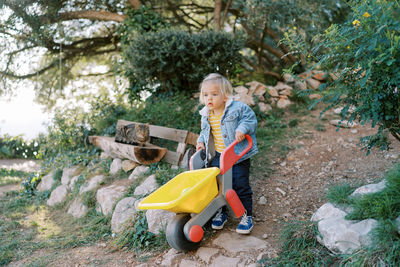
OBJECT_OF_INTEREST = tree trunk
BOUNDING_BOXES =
[214,0,222,31]
[89,136,167,165]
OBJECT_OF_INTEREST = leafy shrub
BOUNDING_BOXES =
[311,0,400,152]
[21,173,42,196]
[0,134,41,159]
[122,29,244,100]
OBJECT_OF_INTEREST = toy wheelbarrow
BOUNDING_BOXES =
[138,135,253,251]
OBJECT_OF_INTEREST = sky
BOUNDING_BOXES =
[0,86,51,140]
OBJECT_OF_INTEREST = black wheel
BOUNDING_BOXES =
[166,214,201,251]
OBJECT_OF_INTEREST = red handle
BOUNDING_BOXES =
[220,135,253,175]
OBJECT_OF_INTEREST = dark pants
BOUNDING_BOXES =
[210,152,253,216]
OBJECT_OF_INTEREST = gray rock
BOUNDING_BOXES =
[317,216,377,254]
[179,259,201,267]
[47,185,69,206]
[212,233,268,253]
[79,175,105,194]
[67,198,88,218]
[160,248,183,267]
[111,197,138,233]
[330,119,358,128]
[134,174,157,196]
[61,165,80,186]
[211,255,241,267]
[258,196,267,205]
[121,160,139,172]
[129,165,149,181]
[351,180,386,197]
[96,184,128,216]
[195,247,220,264]
[100,152,112,159]
[146,209,175,235]
[311,203,347,222]
[110,158,122,175]
[37,171,56,192]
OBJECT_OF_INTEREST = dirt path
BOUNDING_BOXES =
[5,109,400,266]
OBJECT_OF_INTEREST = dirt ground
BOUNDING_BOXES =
[2,108,400,266]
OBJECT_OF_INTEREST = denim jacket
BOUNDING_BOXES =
[197,98,258,165]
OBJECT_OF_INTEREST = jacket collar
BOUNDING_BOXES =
[199,97,234,117]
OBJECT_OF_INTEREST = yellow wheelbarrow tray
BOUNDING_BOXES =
[137,167,220,214]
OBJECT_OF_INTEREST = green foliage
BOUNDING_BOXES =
[263,220,337,266]
[20,173,42,196]
[112,211,167,252]
[347,164,400,221]
[0,168,33,186]
[308,0,400,152]
[325,182,356,205]
[122,29,244,100]
[0,134,41,159]
[123,93,201,133]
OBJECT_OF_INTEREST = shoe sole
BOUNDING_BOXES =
[211,220,227,230]
[236,225,253,234]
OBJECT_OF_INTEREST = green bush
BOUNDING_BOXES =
[0,134,41,159]
[311,0,400,152]
[122,29,244,100]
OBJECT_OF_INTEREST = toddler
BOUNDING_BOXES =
[196,73,258,234]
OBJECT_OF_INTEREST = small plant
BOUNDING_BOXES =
[262,220,337,266]
[315,123,326,132]
[325,182,356,205]
[112,211,167,252]
[0,168,33,186]
[21,173,42,196]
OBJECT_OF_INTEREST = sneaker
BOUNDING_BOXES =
[236,213,253,234]
[211,209,227,230]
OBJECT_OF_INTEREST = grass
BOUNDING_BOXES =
[268,163,400,266]
[0,168,33,186]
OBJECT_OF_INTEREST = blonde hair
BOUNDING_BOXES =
[199,73,233,104]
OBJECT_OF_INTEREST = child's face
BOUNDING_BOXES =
[202,82,227,114]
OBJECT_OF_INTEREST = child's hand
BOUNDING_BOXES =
[235,131,245,142]
[196,142,205,151]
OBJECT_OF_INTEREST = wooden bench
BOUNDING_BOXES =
[89,120,199,165]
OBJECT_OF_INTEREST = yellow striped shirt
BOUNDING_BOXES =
[209,111,226,153]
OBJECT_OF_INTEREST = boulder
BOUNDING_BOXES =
[146,209,175,235]
[96,184,128,216]
[293,80,308,90]
[311,203,378,254]
[111,197,138,233]
[277,98,291,109]
[67,198,88,218]
[266,86,279,97]
[234,85,249,95]
[37,171,56,192]
[274,82,293,92]
[79,175,105,194]
[350,180,386,197]
[258,102,272,113]
[110,158,122,175]
[68,175,81,190]
[234,93,255,106]
[134,174,158,196]
[179,147,196,170]
[128,165,149,181]
[306,78,321,90]
[61,165,80,186]
[283,73,295,83]
[47,185,69,206]
[121,160,139,172]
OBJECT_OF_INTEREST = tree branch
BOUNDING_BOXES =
[214,0,222,31]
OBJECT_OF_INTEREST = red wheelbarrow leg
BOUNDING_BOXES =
[226,189,246,218]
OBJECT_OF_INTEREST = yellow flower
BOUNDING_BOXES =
[352,19,361,27]
[293,26,297,30]
[347,45,350,49]
[363,12,371,18]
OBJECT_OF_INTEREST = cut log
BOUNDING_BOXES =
[115,121,150,145]
[89,136,167,165]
